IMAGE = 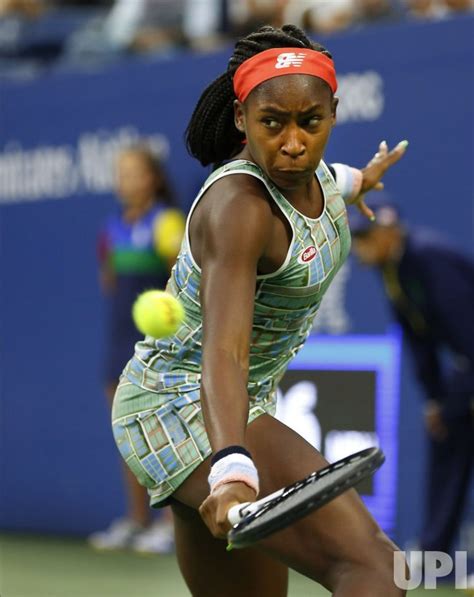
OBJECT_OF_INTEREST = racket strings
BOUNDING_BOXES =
[229,449,385,548]
[249,452,368,523]
[265,452,367,503]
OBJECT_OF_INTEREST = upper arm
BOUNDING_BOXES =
[199,180,273,370]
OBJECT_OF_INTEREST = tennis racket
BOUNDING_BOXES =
[227,447,384,550]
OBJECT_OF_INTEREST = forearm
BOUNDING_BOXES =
[200,348,250,452]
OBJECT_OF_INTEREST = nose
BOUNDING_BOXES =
[280,125,306,159]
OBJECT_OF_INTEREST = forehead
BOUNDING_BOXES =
[247,74,333,111]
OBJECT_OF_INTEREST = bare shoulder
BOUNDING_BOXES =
[192,172,274,263]
[204,172,273,228]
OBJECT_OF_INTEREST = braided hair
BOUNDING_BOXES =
[185,24,332,167]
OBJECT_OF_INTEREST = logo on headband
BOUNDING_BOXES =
[275,52,307,69]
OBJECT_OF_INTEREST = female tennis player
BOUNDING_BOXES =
[112,25,408,595]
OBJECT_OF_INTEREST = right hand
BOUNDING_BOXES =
[199,481,257,539]
[351,139,408,220]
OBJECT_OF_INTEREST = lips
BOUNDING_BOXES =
[275,167,308,173]
[273,168,310,181]
[276,168,307,172]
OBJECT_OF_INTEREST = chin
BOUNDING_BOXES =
[271,171,313,190]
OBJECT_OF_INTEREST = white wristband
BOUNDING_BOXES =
[331,163,363,202]
[208,453,259,496]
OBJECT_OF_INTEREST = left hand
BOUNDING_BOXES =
[351,139,409,220]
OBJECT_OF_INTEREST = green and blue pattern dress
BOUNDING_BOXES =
[112,159,351,507]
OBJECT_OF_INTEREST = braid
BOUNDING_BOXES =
[185,25,332,167]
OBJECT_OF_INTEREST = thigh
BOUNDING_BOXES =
[173,414,399,589]
[171,500,288,597]
[112,381,212,507]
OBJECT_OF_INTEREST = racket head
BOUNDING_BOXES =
[228,447,385,549]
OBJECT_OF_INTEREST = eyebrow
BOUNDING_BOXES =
[257,103,323,116]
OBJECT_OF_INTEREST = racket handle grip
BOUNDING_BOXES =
[227,502,252,526]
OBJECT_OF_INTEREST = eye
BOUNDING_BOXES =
[261,118,281,130]
[303,115,321,127]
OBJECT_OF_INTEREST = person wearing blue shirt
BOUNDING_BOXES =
[350,196,474,555]
[90,145,185,552]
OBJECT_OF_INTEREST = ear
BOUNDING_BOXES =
[233,100,246,134]
[331,96,339,125]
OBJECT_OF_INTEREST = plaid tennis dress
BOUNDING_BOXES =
[112,159,351,507]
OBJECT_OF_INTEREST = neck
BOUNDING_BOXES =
[123,198,155,223]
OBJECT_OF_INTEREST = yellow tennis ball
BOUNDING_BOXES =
[132,290,184,338]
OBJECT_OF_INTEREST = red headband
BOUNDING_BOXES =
[233,47,337,103]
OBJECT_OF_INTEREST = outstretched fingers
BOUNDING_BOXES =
[383,139,409,168]
[360,139,409,194]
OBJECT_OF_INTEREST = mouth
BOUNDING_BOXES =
[275,168,308,173]
[272,168,312,184]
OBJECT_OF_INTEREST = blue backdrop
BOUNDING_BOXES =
[0,15,472,550]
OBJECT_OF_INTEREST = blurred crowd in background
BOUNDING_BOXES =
[1,0,473,77]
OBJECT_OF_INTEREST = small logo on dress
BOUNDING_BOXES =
[275,52,307,69]
[298,245,317,264]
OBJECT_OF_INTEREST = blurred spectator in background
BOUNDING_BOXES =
[303,0,355,35]
[183,0,226,51]
[351,195,474,556]
[402,0,447,20]
[0,0,108,73]
[284,0,355,36]
[442,0,474,13]
[103,0,185,54]
[227,0,289,36]
[90,145,185,553]
[3,0,472,72]
[58,0,111,5]
[93,0,185,54]
[0,0,47,65]
[353,0,402,25]
[65,0,229,61]
[64,0,186,61]
[0,0,45,18]
[402,0,474,18]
